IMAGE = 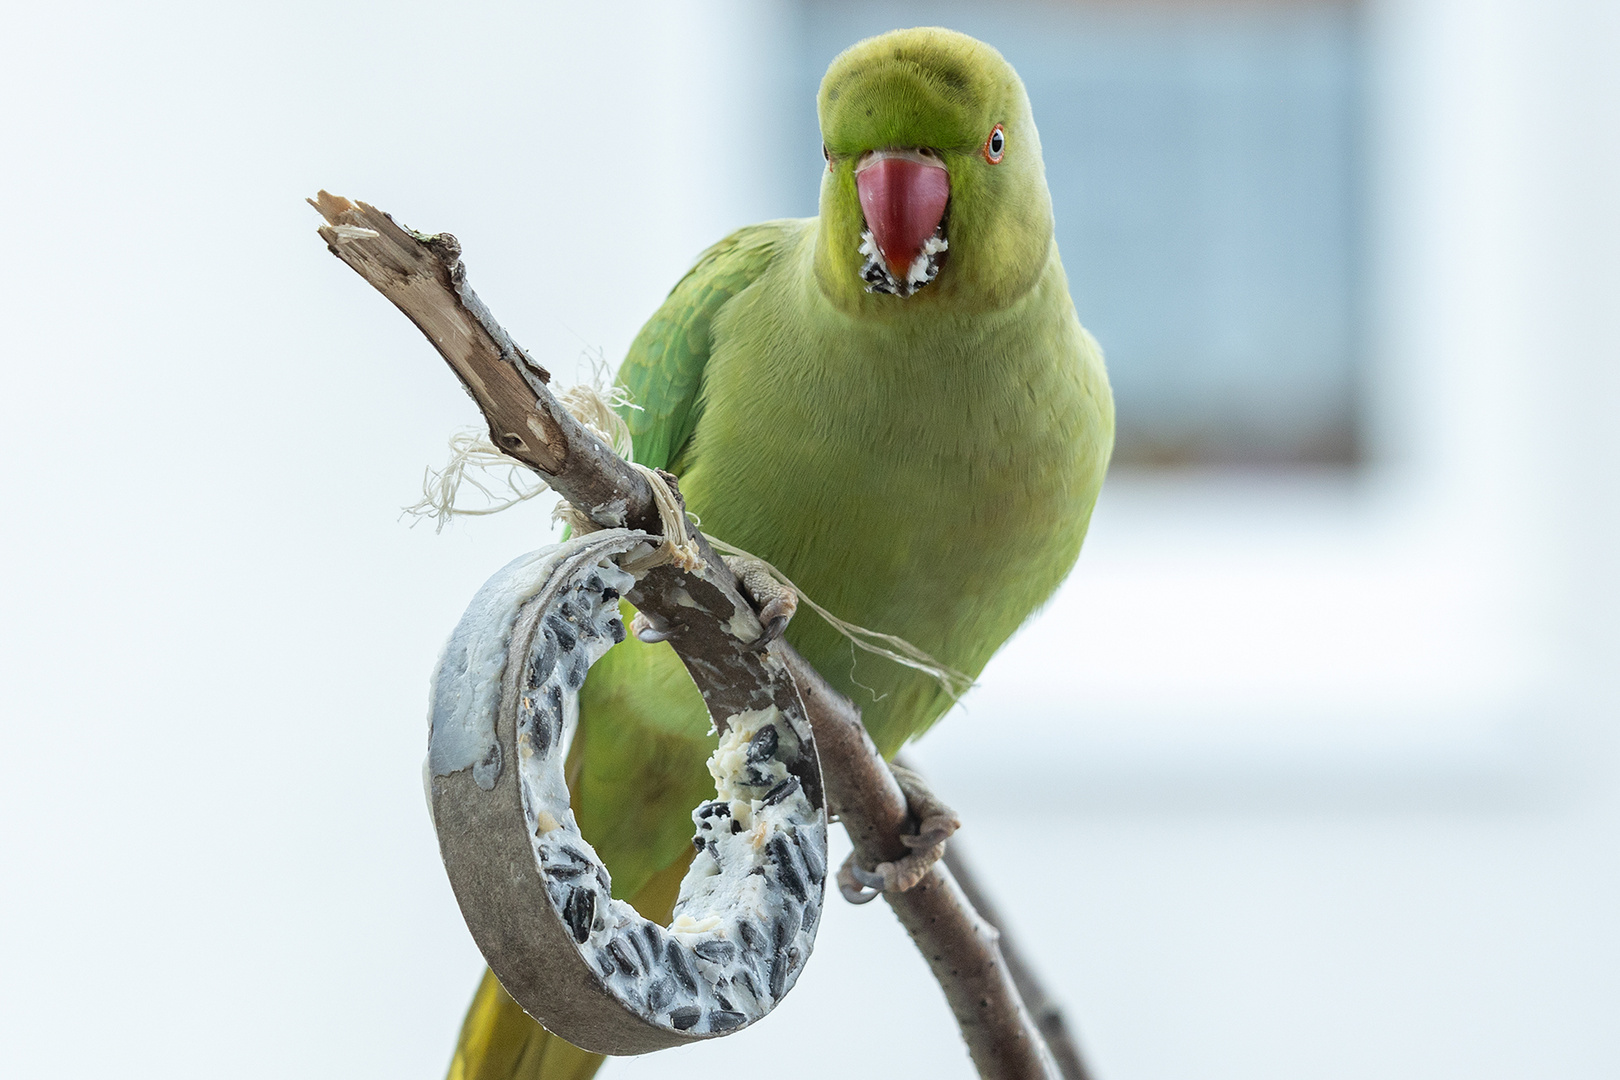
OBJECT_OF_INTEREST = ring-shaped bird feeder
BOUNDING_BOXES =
[428,528,828,1055]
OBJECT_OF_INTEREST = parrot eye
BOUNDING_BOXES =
[983,124,1005,164]
[823,143,831,171]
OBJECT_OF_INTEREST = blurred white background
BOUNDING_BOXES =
[2,1,1617,1078]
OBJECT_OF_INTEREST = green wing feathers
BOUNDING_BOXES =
[617,223,798,472]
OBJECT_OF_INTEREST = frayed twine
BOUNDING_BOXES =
[562,456,705,575]
[404,357,639,534]
[406,367,970,701]
[706,538,974,701]
[403,429,550,533]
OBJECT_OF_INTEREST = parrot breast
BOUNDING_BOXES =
[676,220,1112,755]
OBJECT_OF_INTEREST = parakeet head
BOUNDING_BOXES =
[814,27,1055,315]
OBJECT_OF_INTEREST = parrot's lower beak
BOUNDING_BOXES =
[855,149,950,281]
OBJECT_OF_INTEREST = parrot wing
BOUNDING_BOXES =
[616,221,799,472]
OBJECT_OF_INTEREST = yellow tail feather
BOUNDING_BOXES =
[445,850,695,1080]
[447,971,606,1080]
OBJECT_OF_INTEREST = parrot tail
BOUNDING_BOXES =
[446,970,605,1080]
[444,847,695,1080]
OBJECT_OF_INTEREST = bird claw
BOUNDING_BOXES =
[899,815,958,849]
[836,856,887,904]
[835,761,962,903]
[836,842,945,903]
[723,555,798,650]
[891,763,961,847]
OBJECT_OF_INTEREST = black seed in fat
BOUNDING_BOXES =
[601,586,620,602]
[631,929,653,969]
[738,968,760,1000]
[543,683,563,723]
[564,651,588,690]
[665,939,698,993]
[737,919,764,956]
[714,990,733,1011]
[801,901,819,932]
[691,835,703,850]
[668,1006,702,1031]
[607,939,638,976]
[771,914,791,956]
[598,957,614,978]
[528,713,552,757]
[730,819,742,833]
[545,861,586,879]
[768,835,806,900]
[697,800,729,819]
[769,948,790,999]
[745,725,778,763]
[607,618,626,643]
[562,888,595,944]
[647,976,675,1012]
[527,635,557,689]
[710,1010,746,1031]
[641,923,661,958]
[693,938,736,964]
[762,776,800,806]
[794,830,825,882]
[546,615,577,653]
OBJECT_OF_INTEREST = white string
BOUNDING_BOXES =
[704,537,974,701]
[403,430,549,533]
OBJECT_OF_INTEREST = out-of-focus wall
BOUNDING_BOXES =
[0,1,790,1074]
[0,1,1616,1078]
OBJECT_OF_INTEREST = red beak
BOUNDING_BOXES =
[855,154,950,277]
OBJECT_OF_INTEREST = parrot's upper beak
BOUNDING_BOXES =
[855,149,950,282]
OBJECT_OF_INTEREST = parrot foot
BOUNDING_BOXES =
[836,842,945,903]
[836,762,961,904]
[892,762,962,849]
[723,555,798,649]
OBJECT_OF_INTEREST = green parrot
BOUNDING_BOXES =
[446,26,1113,1080]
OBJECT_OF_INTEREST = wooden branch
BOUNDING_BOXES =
[307,193,808,772]
[941,841,1094,1080]
[786,657,1062,1080]
[311,192,1061,1079]
[307,191,650,528]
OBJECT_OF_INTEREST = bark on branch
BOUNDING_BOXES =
[941,840,1095,1080]
[311,191,1069,1080]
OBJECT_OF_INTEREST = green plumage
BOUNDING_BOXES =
[448,27,1112,1080]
